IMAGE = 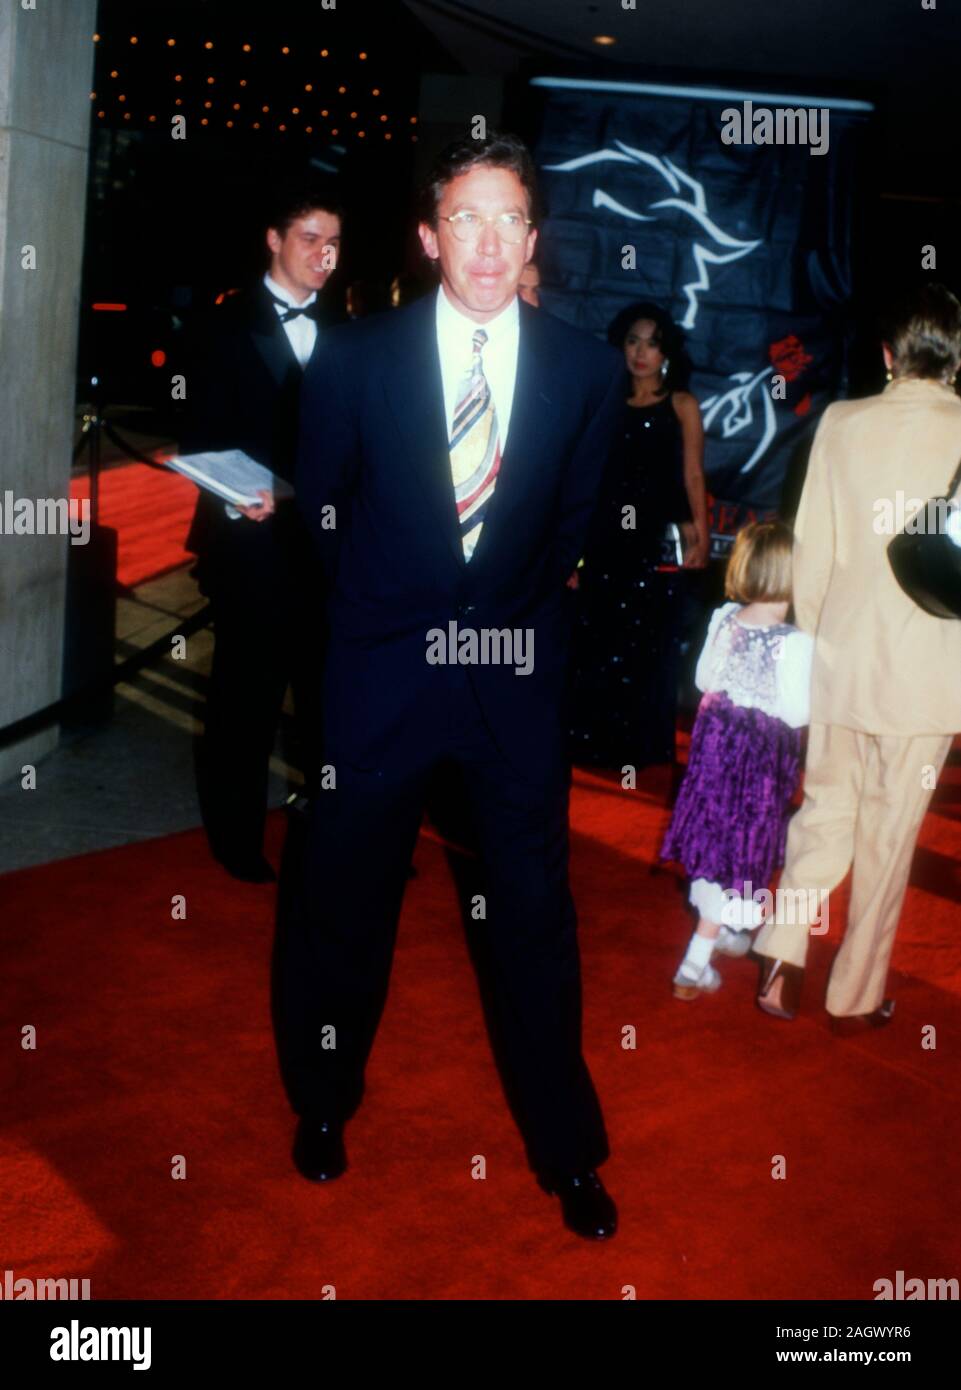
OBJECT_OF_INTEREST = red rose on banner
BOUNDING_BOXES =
[769,334,814,382]
[794,392,812,416]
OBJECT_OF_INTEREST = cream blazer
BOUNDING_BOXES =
[793,376,961,735]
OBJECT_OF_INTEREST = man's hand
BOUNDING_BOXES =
[236,489,275,522]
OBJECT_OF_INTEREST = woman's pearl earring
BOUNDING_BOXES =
[885,369,893,382]
[660,359,670,379]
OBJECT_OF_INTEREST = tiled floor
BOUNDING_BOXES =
[0,564,300,875]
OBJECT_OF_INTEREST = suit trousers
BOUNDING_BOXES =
[197,522,323,862]
[753,722,951,1016]
[272,662,609,1180]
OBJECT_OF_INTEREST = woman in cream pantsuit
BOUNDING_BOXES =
[754,283,961,1027]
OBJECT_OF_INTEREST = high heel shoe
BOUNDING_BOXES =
[756,957,804,1020]
[829,999,895,1036]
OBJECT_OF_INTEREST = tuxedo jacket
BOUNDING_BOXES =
[793,376,961,735]
[181,280,342,595]
[295,292,625,780]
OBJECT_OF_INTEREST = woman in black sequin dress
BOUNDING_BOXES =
[570,303,709,770]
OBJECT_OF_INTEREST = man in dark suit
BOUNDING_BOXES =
[182,184,343,882]
[274,135,625,1238]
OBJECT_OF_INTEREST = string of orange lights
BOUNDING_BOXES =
[89,32,419,141]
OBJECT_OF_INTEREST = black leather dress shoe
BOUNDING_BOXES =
[538,1170,617,1239]
[292,1116,347,1182]
[216,852,277,884]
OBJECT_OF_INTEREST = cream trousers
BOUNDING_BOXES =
[753,722,951,1017]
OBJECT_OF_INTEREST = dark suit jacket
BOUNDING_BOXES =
[295,292,625,781]
[181,280,342,596]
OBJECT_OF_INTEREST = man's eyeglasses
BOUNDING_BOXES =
[441,211,533,245]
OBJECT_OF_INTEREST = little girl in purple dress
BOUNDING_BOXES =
[661,521,813,998]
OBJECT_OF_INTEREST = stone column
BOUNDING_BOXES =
[0,0,97,782]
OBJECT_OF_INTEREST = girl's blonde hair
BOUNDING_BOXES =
[724,520,794,604]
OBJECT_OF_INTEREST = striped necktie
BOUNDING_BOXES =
[448,327,501,561]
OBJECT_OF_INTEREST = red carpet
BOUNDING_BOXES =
[70,458,199,589]
[4,757,960,1300]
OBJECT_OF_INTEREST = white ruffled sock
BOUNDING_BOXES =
[678,930,714,977]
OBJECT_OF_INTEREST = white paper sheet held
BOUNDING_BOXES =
[166,450,295,507]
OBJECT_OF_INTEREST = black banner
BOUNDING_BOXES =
[531,77,874,549]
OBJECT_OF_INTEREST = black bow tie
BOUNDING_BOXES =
[269,293,315,324]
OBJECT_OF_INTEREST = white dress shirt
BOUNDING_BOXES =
[264,271,318,368]
[435,284,519,452]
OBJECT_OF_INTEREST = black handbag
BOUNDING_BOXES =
[887,456,961,619]
[656,522,684,568]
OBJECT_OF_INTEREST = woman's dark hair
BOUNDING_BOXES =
[884,281,961,381]
[417,131,539,227]
[607,300,692,392]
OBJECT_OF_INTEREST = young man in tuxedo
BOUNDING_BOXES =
[182,185,343,883]
[275,135,625,1238]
